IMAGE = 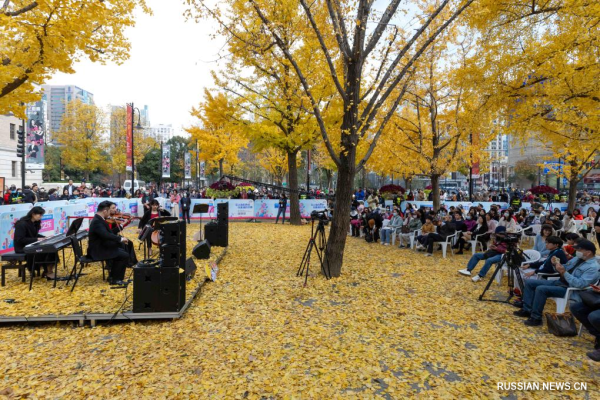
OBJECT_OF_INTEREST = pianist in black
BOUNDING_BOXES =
[14,206,58,279]
[88,201,130,284]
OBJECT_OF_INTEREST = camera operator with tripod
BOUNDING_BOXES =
[458,226,508,282]
[514,240,600,327]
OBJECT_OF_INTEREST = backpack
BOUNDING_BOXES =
[365,231,373,243]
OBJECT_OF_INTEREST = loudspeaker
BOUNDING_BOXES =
[133,267,161,313]
[205,222,228,247]
[217,202,228,224]
[185,257,197,281]
[133,266,186,313]
[160,244,180,267]
[178,220,186,269]
[159,222,180,245]
[192,240,211,259]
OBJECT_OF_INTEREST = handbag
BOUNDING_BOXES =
[544,312,577,337]
[401,226,410,234]
[579,290,600,310]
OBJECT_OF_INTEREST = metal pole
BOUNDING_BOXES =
[130,103,135,196]
[306,149,310,190]
[469,133,473,201]
[159,141,162,191]
[557,157,561,192]
[196,140,199,190]
[21,118,26,189]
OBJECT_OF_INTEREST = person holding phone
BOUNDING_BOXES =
[514,239,600,327]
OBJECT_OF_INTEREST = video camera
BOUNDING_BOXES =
[495,232,520,245]
[311,209,329,225]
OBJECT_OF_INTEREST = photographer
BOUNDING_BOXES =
[514,240,600,327]
[458,226,508,282]
[275,193,287,224]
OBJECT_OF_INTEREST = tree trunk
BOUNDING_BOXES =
[325,169,332,192]
[431,174,441,210]
[287,151,301,225]
[219,159,224,177]
[325,162,354,277]
[567,178,579,212]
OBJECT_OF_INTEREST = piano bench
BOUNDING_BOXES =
[1,253,27,286]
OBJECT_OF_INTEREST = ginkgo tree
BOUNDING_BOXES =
[186,90,247,178]
[188,0,476,276]
[53,99,108,180]
[0,0,150,116]
[468,0,600,211]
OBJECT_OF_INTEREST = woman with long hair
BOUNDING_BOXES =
[14,206,58,279]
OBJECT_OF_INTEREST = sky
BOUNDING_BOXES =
[46,0,224,134]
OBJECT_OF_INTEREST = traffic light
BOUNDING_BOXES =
[16,127,25,158]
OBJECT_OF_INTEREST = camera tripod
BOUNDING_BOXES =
[479,244,527,303]
[297,218,331,286]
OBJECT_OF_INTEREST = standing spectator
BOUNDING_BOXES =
[170,190,181,219]
[275,193,288,224]
[180,191,191,224]
[63,179,76,196]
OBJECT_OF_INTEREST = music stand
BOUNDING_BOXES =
[138,226,154,259]
[193,204,210,241]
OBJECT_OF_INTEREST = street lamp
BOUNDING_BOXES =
[128,103,143,196]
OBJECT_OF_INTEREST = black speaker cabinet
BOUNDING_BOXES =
[217,202,229,224]
[185,257,197,281]
[160,244,180,267]
[160,222,180,245]
[192,240,211,259]
[133,266,185,313]
[205,222,228,247]
[178,220,186,269]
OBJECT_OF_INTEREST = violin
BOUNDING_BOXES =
[106,213,137,229]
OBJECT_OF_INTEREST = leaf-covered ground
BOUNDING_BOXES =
[0,222,599,398]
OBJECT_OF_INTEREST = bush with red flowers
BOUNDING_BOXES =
[379,184,405,199]
[206,181,237,198]
[530,185,558,195]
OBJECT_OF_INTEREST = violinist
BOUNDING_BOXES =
[14,206,59,280]
[107,203,137,266]
[138,199,171,256]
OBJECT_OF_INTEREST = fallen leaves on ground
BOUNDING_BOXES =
[0,222,598,398]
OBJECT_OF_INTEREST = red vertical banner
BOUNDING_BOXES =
[126,104,133,172]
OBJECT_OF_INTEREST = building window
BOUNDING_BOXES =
[11,161,17,177]
[10,123,15,139]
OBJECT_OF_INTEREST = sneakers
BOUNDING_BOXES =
[458,269,471,276]
[398,244,405,248]
[384,243,389,246]
[456,251,464,255]
[424,253,432,257]
[513,309,530,318]
[524,318,543,327]
[471,275,481,282]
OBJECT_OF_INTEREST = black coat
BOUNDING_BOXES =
[180,196,191,211]
[138,209,171,229]
[14,219,44,253]
[87,214,124,261]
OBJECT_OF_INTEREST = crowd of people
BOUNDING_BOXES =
[348,188,600,361]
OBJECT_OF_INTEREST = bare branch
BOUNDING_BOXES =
[3,0,37,16]
[363,0,402,57]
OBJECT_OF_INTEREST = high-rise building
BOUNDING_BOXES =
[148,124,175,143]
[42,85,94,138]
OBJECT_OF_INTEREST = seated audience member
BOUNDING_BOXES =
[416,216,436,250]
[350,208,361,237]
[398,211,423,248]
[520,236,568,279]
[498,209,519,233]
[560,212,578,239]
[546,213,563,231]
[571,285,600,361]
[514,239,600,326]
[380,209,403,245]
[423,215,456,257]
[563,233,581,259]
[573,208,584,220]
[455,215,489,254]
[458,226,508,282]
[533,224,555,258]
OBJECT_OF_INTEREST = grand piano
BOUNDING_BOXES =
[23,218,88,290]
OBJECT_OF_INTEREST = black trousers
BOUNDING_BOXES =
[182,208,190,224]
[571,302,600,348]
[107,249,129,282]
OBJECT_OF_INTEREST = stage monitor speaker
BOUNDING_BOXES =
[133,266,161,313]
[160,222,180,245]
[185,257,197,281]
[160,244,180,267]
[205,222,228,247]
[133,267,186,313]
[217,202,229,224]
[178,220,186,269]
[192,240,211,259]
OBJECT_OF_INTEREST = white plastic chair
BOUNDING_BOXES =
[410,229,422,250]
[468,233,487,255]
[390,226,402,245]
[434,232,457,258]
